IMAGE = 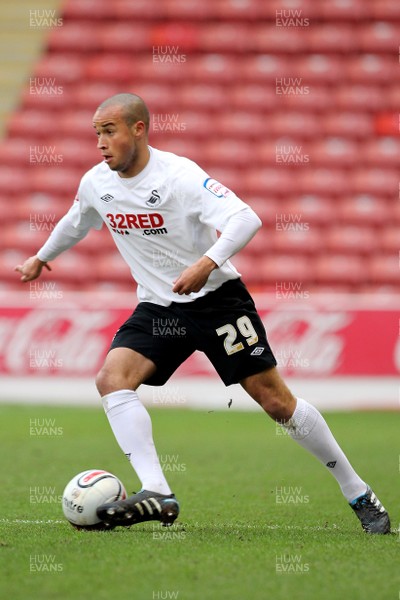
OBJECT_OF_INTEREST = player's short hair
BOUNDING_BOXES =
[97,93,150,132]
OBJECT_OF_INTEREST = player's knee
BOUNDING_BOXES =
[247,379,295,421]
[263,393,294,422]
[95,366,126,397]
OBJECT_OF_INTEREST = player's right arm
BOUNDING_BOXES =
[15,179,103,283]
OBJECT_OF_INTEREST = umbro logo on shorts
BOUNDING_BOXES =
[251,347,265,356]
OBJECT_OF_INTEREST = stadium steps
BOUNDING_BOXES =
[0,0,63,138]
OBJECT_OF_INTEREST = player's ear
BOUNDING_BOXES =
[133,120,147,138]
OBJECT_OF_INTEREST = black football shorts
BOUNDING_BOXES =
[110,278,277,386]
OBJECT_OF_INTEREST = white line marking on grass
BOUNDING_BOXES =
[1,519,398,533]
[0,518,65,524]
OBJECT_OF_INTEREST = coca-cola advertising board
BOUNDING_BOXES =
[0,292,398,377]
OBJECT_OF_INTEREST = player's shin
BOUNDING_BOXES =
[101,389,172,495]
[281,397,367,502]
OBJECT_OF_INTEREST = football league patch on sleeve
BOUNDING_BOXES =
[203,177,232,198]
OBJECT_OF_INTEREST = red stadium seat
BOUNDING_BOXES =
[336,196,391,226]
[309,138,359,167]
[154,138,204,164]
[62,0,117,20]
[20,84,71,112]
[33,55,85,84]
[0,138,31,167]
[7,111,58,140]
[361,138,400,167]
[256,254,313,285]
[359,22,400,52]
[85,55,145,83]
[284,196,336,226]
[346,54,398,83]
[215,0,270,20]
[350,168,399,196]
[14,194,68,223]
[314,254,367,286]
[270,226,323,255]
[318,0,365,20]
[0,167,30,196]
[47,23,106,53]
[46,250,95,285]
[334,84,385,112]
[178,83,228,112]
[368,254,400,284]
[387,85,400,111]
[243,168,299,196]
[46,138,98,169]
[213,112,266,139]
[133,83,180,113]
[297,168,350,197]
[379,227,400,253]
[163,0,213,20]
[241,55,293,82]
[277,85,334,113]
[249,25,307,54]
[67,82,122,110]
[99,23,154,53]
[59,110,96,140]
[322,113,373,139]
[197,23,250,53]
[269,112,321,139]
[1,223,50,254]
[307,24,357,53]
[0,249,28,282]
[370,0,400,19]
[231,84,279,112]
[392,199,400,224]
[96,252,134,284]
[324,225,378,255]
[188,55,242,83]
[293,55,344,82]
[201,139,253,168]
[30,167,81,197]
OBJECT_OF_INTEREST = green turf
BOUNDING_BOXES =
[0,404,398,600]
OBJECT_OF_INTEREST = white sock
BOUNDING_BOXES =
[283,398,367,502]
[102,389,172,495]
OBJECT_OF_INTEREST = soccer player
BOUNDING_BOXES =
[16,93,390,534]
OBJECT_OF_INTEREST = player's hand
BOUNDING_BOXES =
[173,256,218,295]
[14,255,52,282]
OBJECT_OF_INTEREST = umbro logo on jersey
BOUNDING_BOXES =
[101,194,114,202]
[326,461,337,468]
[250,347,265,356]
[146,189,161,207]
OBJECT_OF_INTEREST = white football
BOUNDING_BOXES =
[62,469,126,530]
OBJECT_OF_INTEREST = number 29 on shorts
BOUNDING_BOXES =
[216,316,259,355]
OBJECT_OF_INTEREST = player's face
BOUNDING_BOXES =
[93,106,142,177]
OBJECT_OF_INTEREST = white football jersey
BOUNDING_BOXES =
[44,147,254,305]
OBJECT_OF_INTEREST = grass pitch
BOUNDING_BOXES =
[0,404,398,600]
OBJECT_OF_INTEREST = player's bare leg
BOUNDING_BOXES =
[240,366,390,534]
[96,348,179,527]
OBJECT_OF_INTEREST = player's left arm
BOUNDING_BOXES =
[172,206,261,295]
